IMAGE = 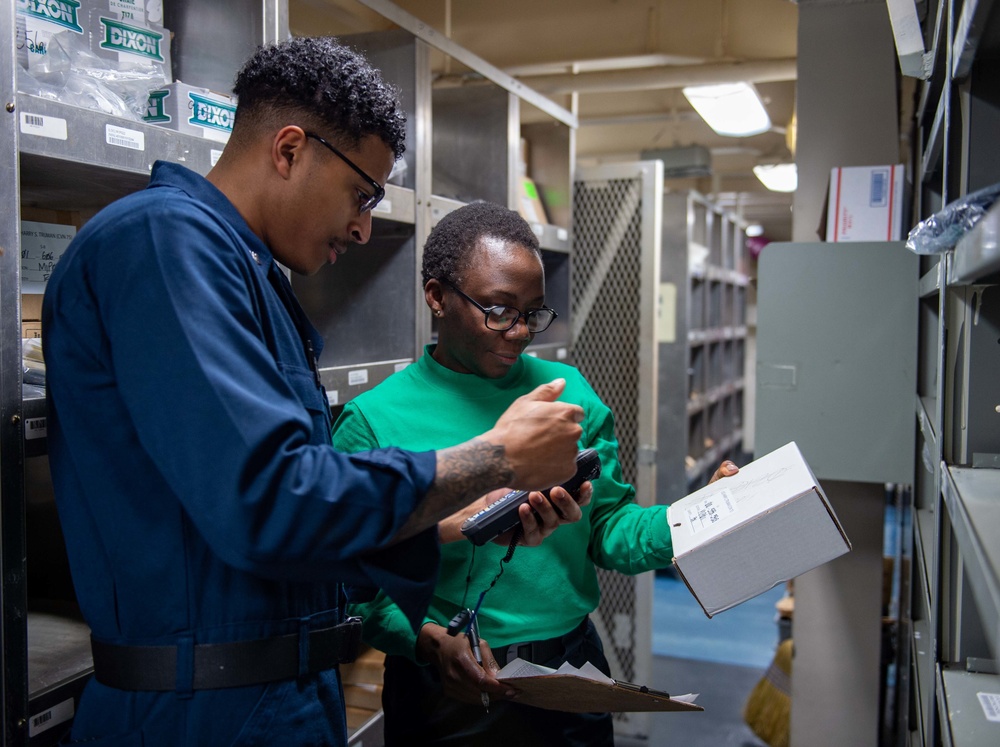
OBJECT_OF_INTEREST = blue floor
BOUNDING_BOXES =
[652,568,785,669]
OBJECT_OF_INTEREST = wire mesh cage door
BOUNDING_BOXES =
[573,161,662,739]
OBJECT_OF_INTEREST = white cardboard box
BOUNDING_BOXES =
[668,441,851,617]
[826,164,906,242]
[144,82,236,143]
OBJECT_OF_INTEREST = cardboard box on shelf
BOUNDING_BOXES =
[145,81,236,143]
[826,164,906,242]
[86,2,172,82]
[21,294,43,322]
[22,321,42,339]
[519,176,549,225]
[16,1,172,81]
[667,441,851,618]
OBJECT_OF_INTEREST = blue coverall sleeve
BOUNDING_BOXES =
[84,196,436,586]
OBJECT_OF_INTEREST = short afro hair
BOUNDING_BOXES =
[422,202,541,285]
[231,36,406,157]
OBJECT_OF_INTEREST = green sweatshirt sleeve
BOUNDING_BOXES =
[348,589,424,659]
[335,402,426,659]
[580,383,675,574]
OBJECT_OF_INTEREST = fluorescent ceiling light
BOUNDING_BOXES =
[753,163,798,192]
[682,82,771,137]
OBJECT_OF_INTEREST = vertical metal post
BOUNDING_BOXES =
[1,0,28,742]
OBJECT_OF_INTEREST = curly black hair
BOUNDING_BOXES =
[230,36,406,157]
[422,201,541,285]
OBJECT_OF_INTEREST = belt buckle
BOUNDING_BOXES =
[338,616,363,664]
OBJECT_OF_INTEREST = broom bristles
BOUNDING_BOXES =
[743,638,793,747]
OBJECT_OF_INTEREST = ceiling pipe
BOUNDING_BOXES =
[511,58,797,95]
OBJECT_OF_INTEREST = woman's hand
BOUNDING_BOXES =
[415,623,516,704]
[707,460,739,484]
[437,483,593,545]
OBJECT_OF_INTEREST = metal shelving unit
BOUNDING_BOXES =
[656,190,748,506]
[2,1,581,744]
[902,0,1000,742]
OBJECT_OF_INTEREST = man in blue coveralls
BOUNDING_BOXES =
[42,37,586,746]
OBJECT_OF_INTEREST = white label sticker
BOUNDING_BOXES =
[20,220,76,293]
[557,227,569,241]
[685,489,737,535]
[210,149,224,166]
[348,369,368,386]
[372,199,393,215]
[105,124,144,151]
[556,347,568,360]
[24,418,47,440]
[20,112,67,140]
[29,697,74,737]
[326,390,339,407]
[978,692,1000,722]
[393,362,410,373]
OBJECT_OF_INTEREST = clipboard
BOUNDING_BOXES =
[497,658,702,713]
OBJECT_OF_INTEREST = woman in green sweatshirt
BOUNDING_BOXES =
[332,201,737,746]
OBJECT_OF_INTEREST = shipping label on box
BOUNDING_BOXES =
[145,82,236,143]
[826,164,905,242]
[668,441,851,617]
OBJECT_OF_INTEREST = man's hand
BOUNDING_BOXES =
[708,460,739,484]
[483,379,584,490]
[438,482,594,545]
[394,380,583,543]
[415,624,516,704]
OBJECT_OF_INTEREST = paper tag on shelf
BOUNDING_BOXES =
[348,369,368,386]
[105,124,144,151]
[978,692,1000,723]
[29,697,74,737]
[24,418,47,440]
[20,112,67,140]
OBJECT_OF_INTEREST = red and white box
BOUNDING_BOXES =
[826,164,906,242]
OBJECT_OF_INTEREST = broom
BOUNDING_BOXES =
[742,638,793,747]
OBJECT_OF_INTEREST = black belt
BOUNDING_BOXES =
[493,617,589,668]
[91,617,363,692]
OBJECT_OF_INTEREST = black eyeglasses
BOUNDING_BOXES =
[440,278,558,333]
[305,132,386,213]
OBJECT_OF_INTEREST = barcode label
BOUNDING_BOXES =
[348,369,369,386]
[211,149,224,166]
[24,417,47,440]
[29,697,74,737]
[869,169,889,208]
[105,124,144,151]
[979,692,1000,722]
[20,112,68,140]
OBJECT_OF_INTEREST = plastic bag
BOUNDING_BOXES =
[906,181,1000,254]
[17,29,167,122]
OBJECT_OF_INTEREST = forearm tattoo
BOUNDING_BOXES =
[393,439,513,541]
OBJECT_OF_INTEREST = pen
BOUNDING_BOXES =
[467,616,489,710]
